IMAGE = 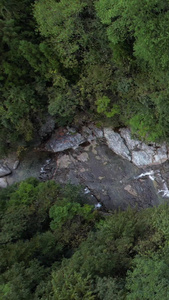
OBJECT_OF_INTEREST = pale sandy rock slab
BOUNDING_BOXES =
[77,153,89,162]
[57,155,74,169]
[104,128,131,161]
[124,184,137,197]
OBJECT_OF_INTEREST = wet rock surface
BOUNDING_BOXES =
[1,124,169,211]
[51,140,162,210]
[3,151,55,187]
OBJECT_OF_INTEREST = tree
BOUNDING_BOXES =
[126,255,169,299]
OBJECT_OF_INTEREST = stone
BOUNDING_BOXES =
[0,163,11,177]
[120,128,142,150]
[0,177,8,188]
[104,128,131,161]
[132,144,168,167]
[88,124,104,138]
[57,155,73,169]
[81,126,94,142]
[96,156,101,160]
[2,152,20,170]
[109,127,168,168]
[124,185,137,197]
[77,153,89,162]
[153,144,168,165]
[46,131,85,152]
[132,150,153,167]
[13,160,20,170]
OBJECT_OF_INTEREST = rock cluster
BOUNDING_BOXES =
[45,125,168,168]
[0,154,20,188]
[45,125,103,153]
[104,128,168,168]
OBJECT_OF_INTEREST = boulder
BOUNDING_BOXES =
[88,124,104,138]
[77,152,89,162]
[124,184,137,197]
[2,153,20,170]
[57,154,74,169]
[132,151,154,168]
[132,142,168,167]
[153,144,168,164]
[0,177,8,188]
[13,160,20,170]
[120,128,142,150]
[45,130,85,152]
[104,128,131,161]
[0,163,11,177]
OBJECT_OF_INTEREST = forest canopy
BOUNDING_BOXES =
[1,1,169,298]
[1,0,169,153]
[1,179,169,299]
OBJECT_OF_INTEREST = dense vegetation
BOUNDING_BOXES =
[1,1,169,298]
[1,0,169,153]
[1,179,169,299]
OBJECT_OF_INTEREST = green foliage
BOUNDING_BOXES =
[50,202,94,230]
[3,0,169,296]
[2,178,169,299]
[95,0,169,141]
[34,0,87,69]
[129,111,164,142]
[0,179,98,298]
[95,277,125,300]
[95,0,169,72]
[2,0,169,150]
[126,255,169,299]
[52,268,95,300]
[0,260,49,300]
[96,96,120,118]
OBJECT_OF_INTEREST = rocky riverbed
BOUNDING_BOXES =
[1,125,169,210]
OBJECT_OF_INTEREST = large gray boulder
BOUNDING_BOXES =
[104,127,168,168]
[45,130,85,152]
[103,128,131,161]
[132,150,154,167]
[3,153,20,170]
[0,163,11,177]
